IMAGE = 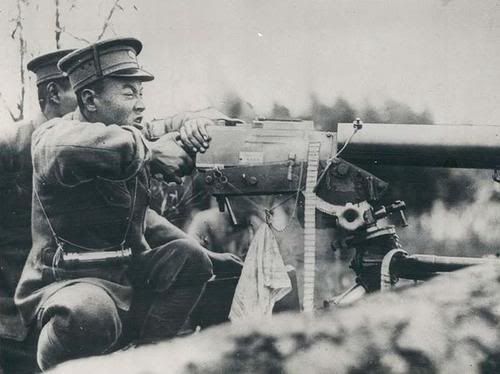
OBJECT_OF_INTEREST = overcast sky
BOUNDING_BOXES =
[1,0,499,125]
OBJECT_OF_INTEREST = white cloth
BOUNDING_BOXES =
[229,223,292,321]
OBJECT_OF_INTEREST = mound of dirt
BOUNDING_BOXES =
[49,264,500,374]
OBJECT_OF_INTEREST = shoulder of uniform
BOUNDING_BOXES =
[35,116,63,131]
[36,110,83,130]
[31,116,74,144]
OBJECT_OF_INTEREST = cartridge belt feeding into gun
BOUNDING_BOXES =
[303,141,321,314]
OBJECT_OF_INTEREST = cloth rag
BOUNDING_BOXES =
[229,223,292,321]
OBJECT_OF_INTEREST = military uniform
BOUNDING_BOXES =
[14,38,215,370]
[0,49,215,342]
[0,49,75,344]
[0,115,43,342]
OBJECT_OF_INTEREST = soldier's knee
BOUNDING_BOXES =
[145,239,213,291]
[52,285,120,337]
[176,238,213,282]
[37,284,122,370]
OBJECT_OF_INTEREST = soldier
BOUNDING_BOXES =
[146,108,238,229]
[14,37,241,371]
[0,49,77,373]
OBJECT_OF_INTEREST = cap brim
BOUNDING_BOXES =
[108,68,154,82]
[27,48,75,72]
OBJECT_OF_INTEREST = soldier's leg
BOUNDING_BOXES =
[36,283,122,371]
[133,238,213,341]
[189,250,243,328]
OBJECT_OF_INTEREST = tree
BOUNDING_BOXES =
[0,0,137,123]
[270,102,291,119]
[1,0,29,121]
[361,102,382,123]
[309,95,356,131]
[379,99,433,125]
[53,0,131,45]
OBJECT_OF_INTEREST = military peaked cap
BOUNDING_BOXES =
[27,49,75,86]
[58,37,154,92]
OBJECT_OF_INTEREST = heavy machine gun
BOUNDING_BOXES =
[195,119,500,311]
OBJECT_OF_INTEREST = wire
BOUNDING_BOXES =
[336,126,360,158]
[267,161,304,232]
[221,161,305,233]
[314,125,360,192]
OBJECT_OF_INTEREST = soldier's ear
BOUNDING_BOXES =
[80,88,97,112]
[46,82,61,105]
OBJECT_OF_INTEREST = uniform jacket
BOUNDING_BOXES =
[14,109,188,326]
[0,114,46,340]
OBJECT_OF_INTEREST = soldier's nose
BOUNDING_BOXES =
[135,99,145,113]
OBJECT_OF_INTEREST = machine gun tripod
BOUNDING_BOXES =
[327,199,500,307]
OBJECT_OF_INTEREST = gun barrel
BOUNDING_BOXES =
[392,254,500,280]
[338,123,500,169]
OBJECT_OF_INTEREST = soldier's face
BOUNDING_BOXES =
[94,77,146,127]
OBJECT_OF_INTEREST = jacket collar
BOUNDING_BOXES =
[63,108,87,122]
[31,112,48,129]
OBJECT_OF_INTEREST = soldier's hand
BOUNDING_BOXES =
[149,132,194,184]
[179,117,213,154]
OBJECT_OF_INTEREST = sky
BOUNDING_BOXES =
[0,0,499,125]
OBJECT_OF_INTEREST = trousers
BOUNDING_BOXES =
[36,238,213,371]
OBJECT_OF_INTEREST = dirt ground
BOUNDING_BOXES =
[48,263,500,374]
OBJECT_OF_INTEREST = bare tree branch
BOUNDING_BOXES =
[107,22,118,38]
[19,36,26,120]
[97,0,123,41]
[0,92,18,122]
[55,0,129,47]
[17,0,27,120]
[11,22,19,39]
[57,25,91,44]
[55,0,61,49]
[6,0,28,121]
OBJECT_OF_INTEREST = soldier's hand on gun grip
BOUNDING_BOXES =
[179,117,213,154]
[149,132,194,184]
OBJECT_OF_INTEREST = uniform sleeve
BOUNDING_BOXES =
[144,114,186,140]
[32,119,150,186]
[144,208,189,248]
[186,211,213,250]
[144,108,230,140]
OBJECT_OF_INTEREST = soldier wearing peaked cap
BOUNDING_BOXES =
[0,48,77,372]
[27,49,79,119]
[14,37,242,371]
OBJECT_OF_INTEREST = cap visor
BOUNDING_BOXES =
[108,68,154,82]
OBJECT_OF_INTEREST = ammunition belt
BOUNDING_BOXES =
[303,141,321,313]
